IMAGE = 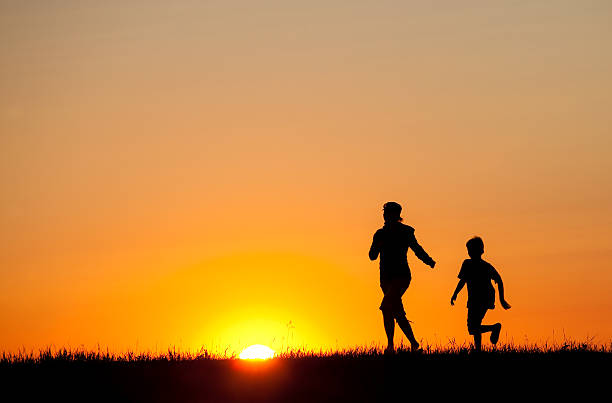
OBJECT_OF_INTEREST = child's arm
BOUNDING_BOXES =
[495,277,511,309]
[492,269,511,309]
[450,279,465,306]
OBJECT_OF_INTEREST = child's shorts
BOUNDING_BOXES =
[467,305,489,335]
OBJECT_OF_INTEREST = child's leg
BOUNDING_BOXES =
[474,325,501,351]
[468,306,488,351]
[476,313,502,346]
[479,306,501,344]
[473,333,482,351]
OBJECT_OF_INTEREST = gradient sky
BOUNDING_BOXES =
[1,1,611,354]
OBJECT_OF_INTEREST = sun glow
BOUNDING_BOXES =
[239,344,276,360]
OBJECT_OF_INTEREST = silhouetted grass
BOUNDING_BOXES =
[3,338,609,364]
[2,340,610,402]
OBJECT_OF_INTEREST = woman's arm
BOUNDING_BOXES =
[409,232,436,268]
[369,232,380,261]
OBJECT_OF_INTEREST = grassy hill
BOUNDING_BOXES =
[2,342,610,402]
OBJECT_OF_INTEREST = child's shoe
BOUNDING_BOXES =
[490,323,502,344]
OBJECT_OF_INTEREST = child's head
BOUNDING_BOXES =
[466,236,484,259]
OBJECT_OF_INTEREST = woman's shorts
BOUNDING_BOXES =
[379,276,411,318]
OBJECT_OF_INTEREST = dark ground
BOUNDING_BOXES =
[2,350,610,402]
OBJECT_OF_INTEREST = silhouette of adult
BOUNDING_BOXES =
[369,202,436,353]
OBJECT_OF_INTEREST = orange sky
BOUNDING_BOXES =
[1,1,611,354]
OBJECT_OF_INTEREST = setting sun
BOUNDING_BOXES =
[239,345,276,360]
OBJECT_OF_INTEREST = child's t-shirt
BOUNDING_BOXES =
[458,258,501,309]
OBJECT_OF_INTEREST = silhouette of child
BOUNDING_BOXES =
[451,236,511,351]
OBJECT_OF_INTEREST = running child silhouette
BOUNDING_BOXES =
[451,236,511,351]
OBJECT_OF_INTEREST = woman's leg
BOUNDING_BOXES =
[394,277,419,349]
[383,310,395,351]
[396,315,418,348]
[380,281,395,352]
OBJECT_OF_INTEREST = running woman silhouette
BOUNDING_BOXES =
[369,202,436,353]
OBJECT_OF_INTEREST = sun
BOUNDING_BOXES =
[239,344,276,360]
